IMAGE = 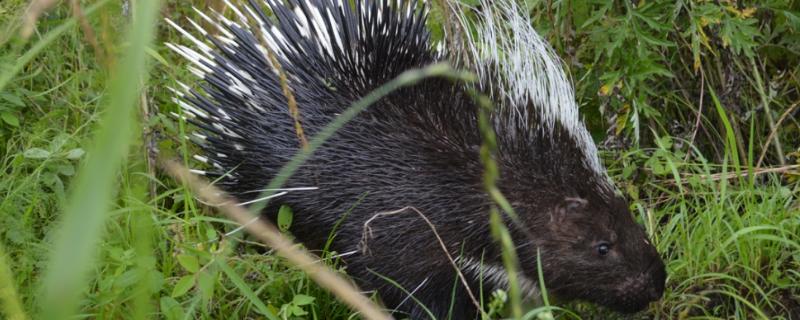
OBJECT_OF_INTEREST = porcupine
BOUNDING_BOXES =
[165,0,666,318]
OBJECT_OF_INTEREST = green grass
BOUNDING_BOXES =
[0,0,798,319]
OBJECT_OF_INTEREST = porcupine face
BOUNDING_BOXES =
[459,0,667,312]
[515,193,666,313]
[490,128,666,313]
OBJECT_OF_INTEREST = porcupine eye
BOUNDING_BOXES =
[596,242,611,256]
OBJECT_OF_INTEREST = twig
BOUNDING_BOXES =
[360,206,485,317]
[161,159,392,320]
[685,70,705,162]
[756,101,800,169]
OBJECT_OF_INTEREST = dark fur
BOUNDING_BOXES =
[176,0,666,318]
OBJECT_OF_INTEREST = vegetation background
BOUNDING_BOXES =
[0,0,798,319]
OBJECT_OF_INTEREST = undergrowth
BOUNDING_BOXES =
[0,0,798,319]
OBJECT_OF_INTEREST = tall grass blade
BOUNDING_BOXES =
[215,259,279,320]
[0,242,28,320]
[127,175,155,320]
[37,0,162,318]
[708,86,743,179]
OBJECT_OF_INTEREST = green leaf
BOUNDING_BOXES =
[0,93,25,107]
[49,133,69,152]
[292,294,315,306]
[65,148,85,159]
[171,275,194,298]
[177,254,200,273]
[635,30,674,47]
[289,305,307,316]
[23,148,51,159]
[197,272,215,302]
[720,16,759,56]
[782,10,800,29]
[56,164,76,176]
[159,296,185,320]
[1,112,19,127]
[277,205,293,232]
[622,164,636,179]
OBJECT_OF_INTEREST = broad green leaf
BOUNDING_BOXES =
[1,112,19,127]
[171,276,194,298]
[277,205,293,232]
[176,254,200,273]
[292,294,315,306]
[23,148,50,159]
[0,93,24,107]
[65,148,85,160]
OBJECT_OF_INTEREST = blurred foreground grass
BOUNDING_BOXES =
[0,0,798,319]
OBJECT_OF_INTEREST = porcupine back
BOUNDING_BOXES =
[167,0,665,318]
[166,0,439,195]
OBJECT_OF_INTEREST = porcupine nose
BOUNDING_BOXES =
[644,258,667,302]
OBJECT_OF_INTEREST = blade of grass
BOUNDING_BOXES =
[0,242,28,320]
[215,259,279,320]
[708,85,743,185]
[473,87,524,318]
[0,0,113,92]
[128,171,155,320]
[489,211,522,319]
[749,59,784,165]
[37,0,162,318]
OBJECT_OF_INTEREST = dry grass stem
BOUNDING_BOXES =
[756,101,800,169]
[685,71,705,162]
[243,10,308,149]
[660,164,800,186]
[21,0,59,39]
[161,159,392,320]
[69,0,107,67]
[267,48,308,149]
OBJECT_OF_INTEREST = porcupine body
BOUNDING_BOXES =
[167,0,666,318]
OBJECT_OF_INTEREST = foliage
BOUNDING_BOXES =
[0,0,797,319]
[527,0,799,166]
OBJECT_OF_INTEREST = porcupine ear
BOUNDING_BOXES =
[452,0,615,194]
[550,197,588,225]
[163,0,433,199]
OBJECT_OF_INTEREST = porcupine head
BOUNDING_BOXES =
[166,0,666,317]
